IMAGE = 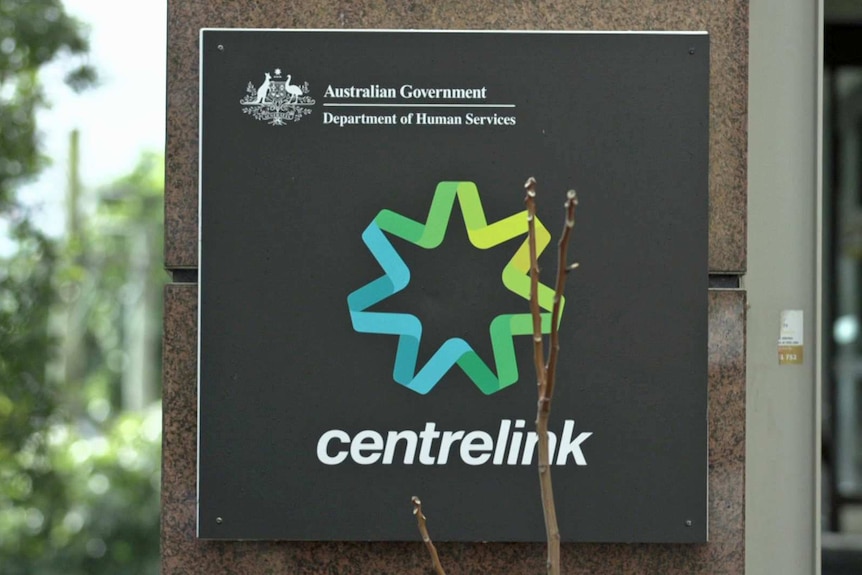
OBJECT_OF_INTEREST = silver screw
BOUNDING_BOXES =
[685,520,692,527]
[217,44,224,51]
[688,48,695,55]
[216,517,223,524]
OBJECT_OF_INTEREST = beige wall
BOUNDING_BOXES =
[747,0,821,573]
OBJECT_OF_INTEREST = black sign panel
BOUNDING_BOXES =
[198,30,709,542]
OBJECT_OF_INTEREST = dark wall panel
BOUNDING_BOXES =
[164,0,747,571]
[165,0,748,272]
[162,286,744,573]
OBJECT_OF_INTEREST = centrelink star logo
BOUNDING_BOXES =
[346,181,564,395]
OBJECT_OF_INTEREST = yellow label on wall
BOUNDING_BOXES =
[778,345,803,365]
[778,310,803,365]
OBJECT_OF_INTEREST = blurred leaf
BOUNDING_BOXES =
[0,169,165,572]
[0,4,160,572]
[0,0,96,209]
[63,64,97,93]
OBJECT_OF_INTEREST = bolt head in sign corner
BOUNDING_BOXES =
[778,310,803,365]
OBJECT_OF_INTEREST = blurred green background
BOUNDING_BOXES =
[1,1,164,573]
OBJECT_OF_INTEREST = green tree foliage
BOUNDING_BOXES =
[0,0,90,521]
[0,155,167,574]
[0,407,161,575]
[0,0,95,211]
[0,154,165,574]
[1,3,162,573]
[0,219,56,449]
[66,152,166,414]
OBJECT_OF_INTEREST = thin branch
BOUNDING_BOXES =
[411,496,446,575]
[524,177,547,395]
[544,189,578,404]
[525,178,563,575]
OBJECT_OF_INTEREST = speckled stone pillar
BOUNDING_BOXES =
[164,1,747,573]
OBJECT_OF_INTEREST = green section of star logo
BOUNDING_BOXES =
[347,181,563,394]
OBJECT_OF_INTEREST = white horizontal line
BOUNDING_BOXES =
[202,28,708,36]
[322,103,516,108]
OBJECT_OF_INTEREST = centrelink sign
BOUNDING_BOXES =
[198,29,709,543]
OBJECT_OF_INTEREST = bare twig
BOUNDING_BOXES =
[525,177,559,575]
[544,189,578,405]
[525,178,578,575]
[412,496,447,575]
[524,177,547,393]
[408,180,577,575]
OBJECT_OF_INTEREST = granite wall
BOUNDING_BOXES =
[163,1,747,572]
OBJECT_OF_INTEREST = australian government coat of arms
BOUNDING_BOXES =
[241,68,315,125]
